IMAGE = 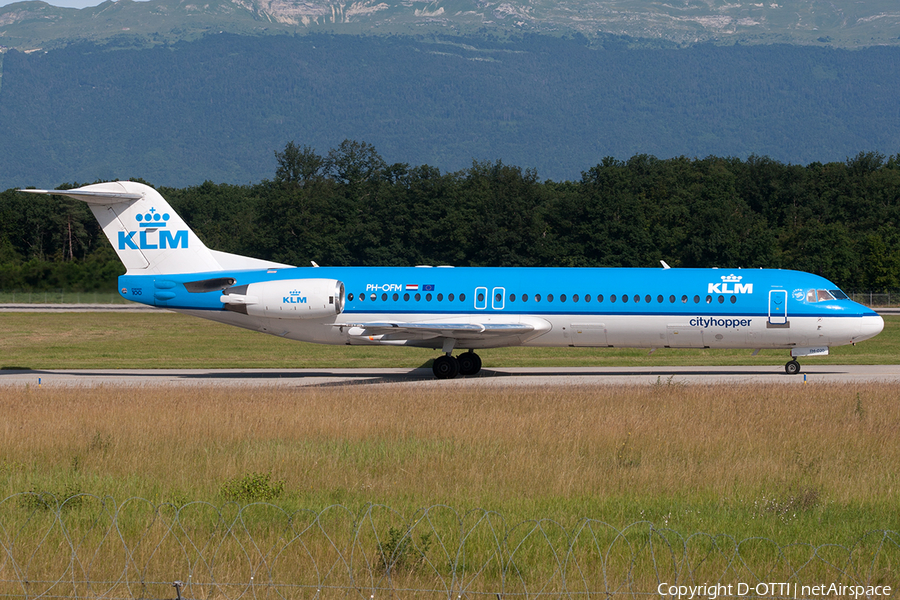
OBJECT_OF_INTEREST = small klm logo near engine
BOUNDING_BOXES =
[283,289,307,304]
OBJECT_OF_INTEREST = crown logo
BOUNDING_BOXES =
[135,207,170,228]
[289,289,303,295]
[721,274,742,282]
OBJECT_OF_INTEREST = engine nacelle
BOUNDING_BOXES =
[221,279,344,319]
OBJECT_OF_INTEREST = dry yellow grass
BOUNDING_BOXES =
[1,382,898,527]
[1,382,899,596]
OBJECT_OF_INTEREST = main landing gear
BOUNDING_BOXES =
[784,359,801,375]
[432,350,482,379]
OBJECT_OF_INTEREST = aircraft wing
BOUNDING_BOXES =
[336,321,535,338]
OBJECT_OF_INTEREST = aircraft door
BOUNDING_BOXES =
[492,287,505,310]
[769,289,788,325]
[475,287,488,310]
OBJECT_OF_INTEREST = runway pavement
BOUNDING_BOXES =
[2,365,899,387]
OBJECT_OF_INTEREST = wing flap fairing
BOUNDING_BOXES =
[337,322,536,337]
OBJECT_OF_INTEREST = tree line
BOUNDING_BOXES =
[2,141,899,293]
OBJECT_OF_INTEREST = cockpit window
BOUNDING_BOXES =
[807,289,837,302]
[830,289,849,300]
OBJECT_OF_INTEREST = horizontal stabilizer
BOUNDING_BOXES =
[20,188,144,204]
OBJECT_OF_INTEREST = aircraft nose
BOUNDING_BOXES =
[856,314,884,342]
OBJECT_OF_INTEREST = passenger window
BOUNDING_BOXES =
[633,295,639,303]
[706,295,712,304]
[348,293,355,301]
[509,294,516,302]
[622,294,629,303]
[393,293,399,301]
[693,295,700,303]
[682,295,688,303]
[426,293,432,301]
[477,292,485,302]
[730,296,737,304]
[448,293,454,301]
[460,293,466,302]
[718,295,724,304]
[404,293,410,301]
[522,294,529,302]
[573,294,579,302]
[657,295,664,303]
[645,295,652,303]
[585,294,592,302]
[598,294,604,302]
[370,293,377,301]
[494,293,501,302]
[437,293,443,301]
[669,295,676,303]
[548,294,554,302]
[535,294,541,302]
[611,295,617,303]
[415,293,421,301]
[560,294,567,302]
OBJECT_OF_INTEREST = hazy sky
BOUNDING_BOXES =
[0,0,148,8]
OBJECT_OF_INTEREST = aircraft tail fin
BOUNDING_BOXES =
[22,181,225,275]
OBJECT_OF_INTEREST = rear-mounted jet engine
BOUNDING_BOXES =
[221,279,345,318]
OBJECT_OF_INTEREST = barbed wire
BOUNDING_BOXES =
[0,493,896,600]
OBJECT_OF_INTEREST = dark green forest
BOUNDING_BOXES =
[1,33,899,189]
[2,142,899,293]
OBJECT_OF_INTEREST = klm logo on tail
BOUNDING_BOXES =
[118,208,188,250]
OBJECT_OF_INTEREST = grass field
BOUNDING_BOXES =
[1,312,898,594]
[0,381,899,596]
[2,383,899,539]
[0,312,897,369]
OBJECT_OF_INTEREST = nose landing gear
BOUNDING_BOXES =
[432,350,483,379]
[785,359,801,375]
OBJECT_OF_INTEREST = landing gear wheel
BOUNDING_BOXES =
[457,351,482,376]
[433,355,460,379]
[785,360,801,375]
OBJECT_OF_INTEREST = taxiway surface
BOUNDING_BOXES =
[2,365,899,387]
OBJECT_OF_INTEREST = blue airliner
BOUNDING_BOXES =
[23,181,884,378]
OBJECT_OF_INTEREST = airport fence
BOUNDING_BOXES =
[0,494,896,600]
[0,290,129,305]
[847,292,900,308]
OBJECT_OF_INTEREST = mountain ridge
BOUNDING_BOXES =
[2,0,899,50]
